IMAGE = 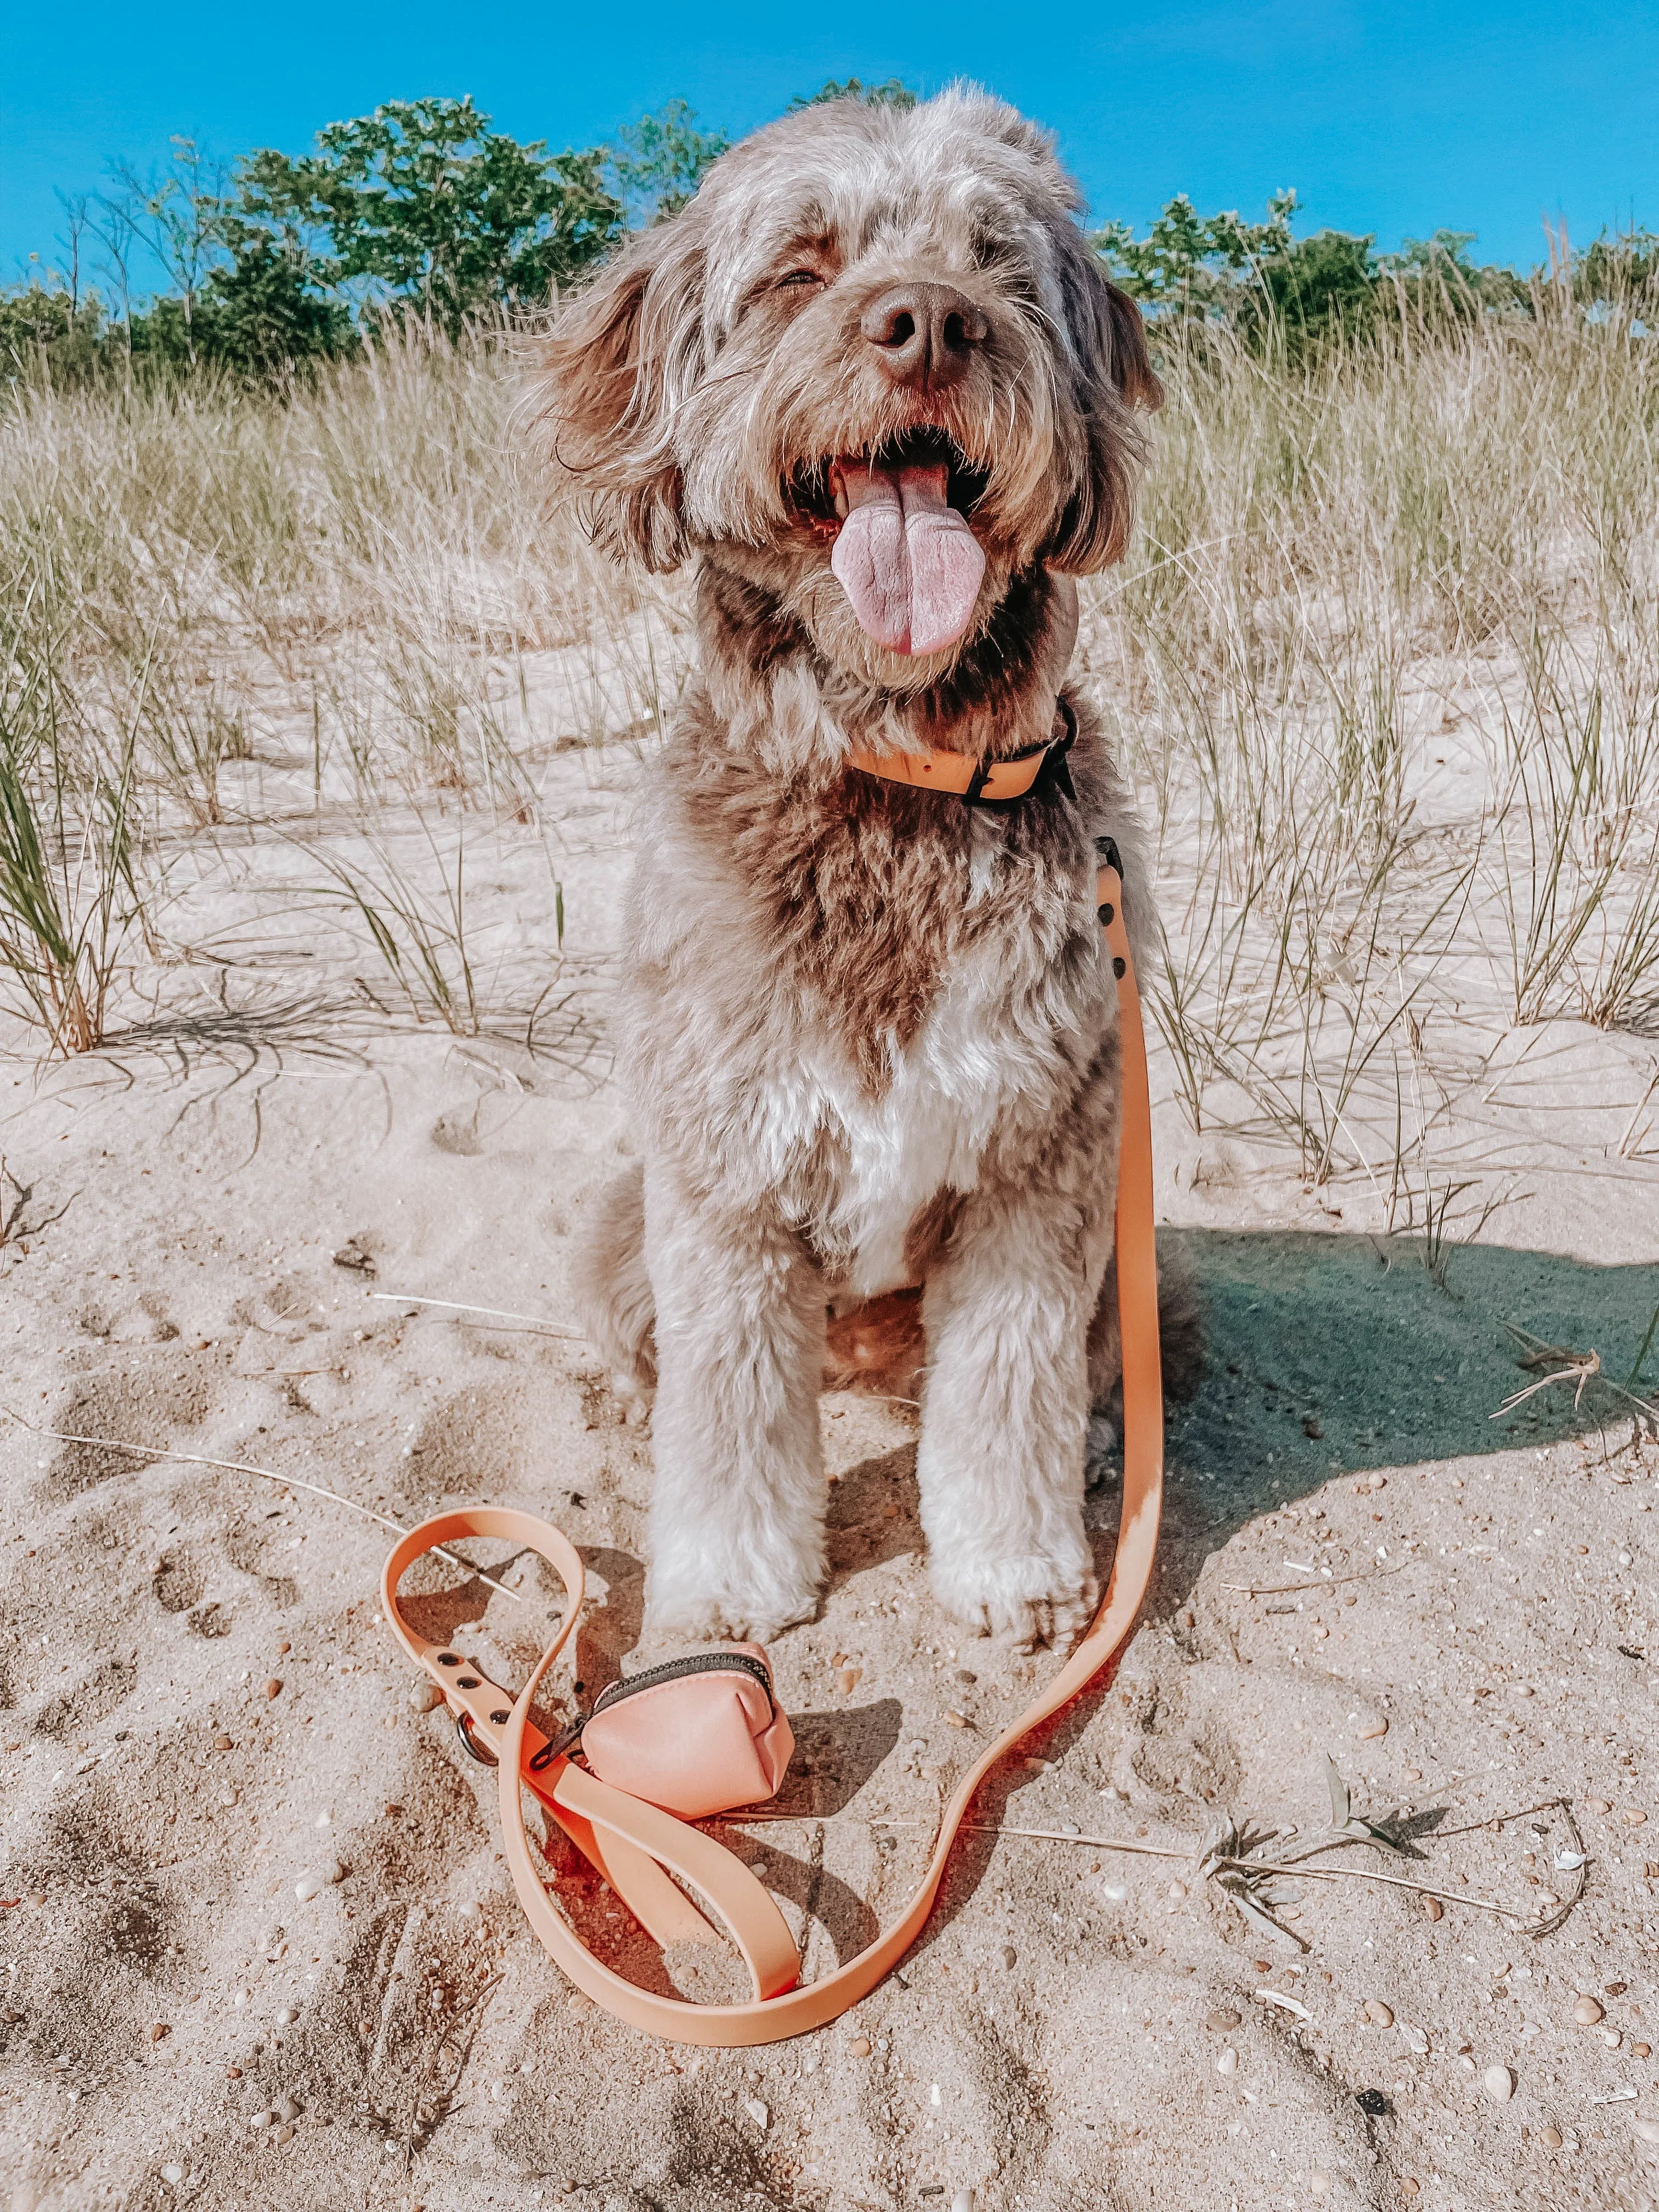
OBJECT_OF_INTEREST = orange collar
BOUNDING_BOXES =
[845,697,1075,805]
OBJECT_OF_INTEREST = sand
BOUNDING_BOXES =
[4,732,1659,2212]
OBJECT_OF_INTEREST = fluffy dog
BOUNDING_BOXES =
[549,87,1191,1651]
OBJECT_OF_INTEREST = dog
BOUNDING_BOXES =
[548,87,1195,1652]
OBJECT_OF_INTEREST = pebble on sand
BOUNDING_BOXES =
[294,1873,323,1904]
[1207,2010,1242,2032]
[1482,2064,1515,2104]
[850,2035,872,2056]
[1000,1946,1018,1970]
[1356,1720,1389,1741]
[743,2098,769,2129]
[411,1684,444,1713]
[839,1667,862,1694]
[1575,1996,1606,2025]
[1541,2125,1564,2149]
[1625,1809,1649,1827]
[1363,2000,1394,2027]
[1215,2048,1238,2075]
[264,1679,283,1700]
[1420,1896,1443,1922]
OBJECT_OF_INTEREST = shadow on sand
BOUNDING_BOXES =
[1140,1225,1657,1613]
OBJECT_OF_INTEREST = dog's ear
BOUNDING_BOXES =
[1099,278,1161,411]
[1045,255,1162,574]
[543,217,706,571]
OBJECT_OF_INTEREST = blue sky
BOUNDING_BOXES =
[6,0,1658,290]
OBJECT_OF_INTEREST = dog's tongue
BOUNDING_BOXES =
[830,461,985,656]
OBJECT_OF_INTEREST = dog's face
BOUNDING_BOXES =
[545,89,1159,687]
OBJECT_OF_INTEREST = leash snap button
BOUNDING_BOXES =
[1113,956,1127,980]
[1097,901,1114,926]
[437,1653,460,1667]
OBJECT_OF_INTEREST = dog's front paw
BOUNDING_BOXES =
[642,1570,820,1648]
[929,1550,1098,1654]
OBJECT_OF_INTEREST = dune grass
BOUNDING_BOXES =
[0,306,1654,1227]
[1079,298,1659,1204]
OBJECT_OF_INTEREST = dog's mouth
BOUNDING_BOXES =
[788,428,991,657]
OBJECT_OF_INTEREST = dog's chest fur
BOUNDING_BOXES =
[766,939,1030,1294]
[633,728,1110,1289]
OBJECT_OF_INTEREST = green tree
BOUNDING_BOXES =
[607,99,729,224]
[204,228,356,371]
[244,96,621,332]
[0,284,107,385]
[1097,190,1388,356]
[789,77,918,111]
[127,228,356,377]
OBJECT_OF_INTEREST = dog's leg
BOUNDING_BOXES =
[917,1194,1100,1652]
[570,1161,657,1420]
[640,1156,827,1644]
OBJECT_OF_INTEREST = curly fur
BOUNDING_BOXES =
[549,87,1192,1650]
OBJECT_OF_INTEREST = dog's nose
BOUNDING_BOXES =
[860,282,988,391]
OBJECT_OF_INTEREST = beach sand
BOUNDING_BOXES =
[4,735,1659,2212]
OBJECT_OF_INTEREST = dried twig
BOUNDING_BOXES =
[1494,1348,1602,1417]
[1222,1565,1412,1598]
[1,1409,524,1604]
[0,1158,74,1250]
[371,1291,583,1340]
[1499,1321,1658,1426]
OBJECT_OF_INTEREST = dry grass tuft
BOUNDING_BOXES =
[1080,303,1659,1205]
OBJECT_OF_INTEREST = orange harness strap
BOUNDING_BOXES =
[382,852,1162,2045]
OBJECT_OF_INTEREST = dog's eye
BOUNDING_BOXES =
[777,269,824,291]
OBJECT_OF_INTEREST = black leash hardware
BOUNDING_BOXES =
[965,695,1078,811]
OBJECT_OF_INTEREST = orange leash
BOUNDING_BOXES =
[382,849,1162,2044]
